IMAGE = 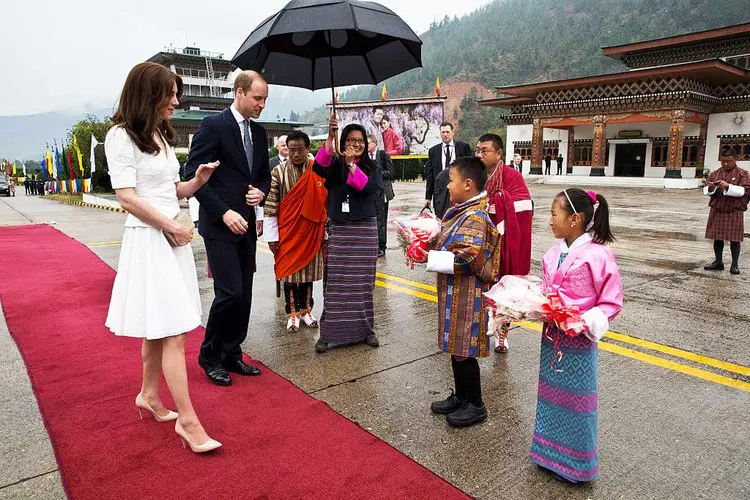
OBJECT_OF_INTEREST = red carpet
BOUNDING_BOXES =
[0,225,469,500]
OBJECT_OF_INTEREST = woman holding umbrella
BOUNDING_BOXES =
[312,116,382,353]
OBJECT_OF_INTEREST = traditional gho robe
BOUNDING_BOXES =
[263,158,327,283]
[426,192,501,358]
[704,166,750,242]
[532,233,623,483]
[484,161,533,276]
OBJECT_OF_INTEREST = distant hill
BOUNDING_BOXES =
[0,109,112,162]
[303,0,750,144]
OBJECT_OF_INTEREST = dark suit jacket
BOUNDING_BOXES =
[425,140,472,202]
[372,150,395,201]
[433,167,451,219]
[269,155,285,169]
[185,108,271,242]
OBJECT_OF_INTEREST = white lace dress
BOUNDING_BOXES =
[104,126,201,339]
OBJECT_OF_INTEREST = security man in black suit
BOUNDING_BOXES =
[424,121,472,209]
[185,70,271,386]
[367,134,395,256]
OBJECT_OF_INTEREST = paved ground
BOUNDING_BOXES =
[1,182,748,499]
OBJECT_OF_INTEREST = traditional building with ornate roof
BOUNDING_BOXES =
[481,23,750,188]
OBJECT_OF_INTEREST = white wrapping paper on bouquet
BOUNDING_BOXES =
[483,275,548,340]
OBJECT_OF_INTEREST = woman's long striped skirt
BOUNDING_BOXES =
[320,218,378,345]
[531,323,599,482]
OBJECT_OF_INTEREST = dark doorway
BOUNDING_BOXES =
[614,144,646,177]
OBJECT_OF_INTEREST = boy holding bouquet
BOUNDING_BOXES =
[423,157,502,427]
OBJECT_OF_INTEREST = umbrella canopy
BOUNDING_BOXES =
[231,0,422,90]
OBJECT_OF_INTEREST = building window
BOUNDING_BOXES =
[651,136,700,167]
[573,140,593,166]
[513,141,532,160]
[719,135,750,161]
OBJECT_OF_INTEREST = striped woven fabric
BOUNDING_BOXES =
[319,219,378,345]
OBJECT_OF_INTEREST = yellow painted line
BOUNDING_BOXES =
[376,272,437,293]
[605,331,750,377]
[375,279,438,302]
[88,237,750,390]
[515,321,750,392]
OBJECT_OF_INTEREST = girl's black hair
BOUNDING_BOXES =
[555,188,615,244]
[340,123,375,178]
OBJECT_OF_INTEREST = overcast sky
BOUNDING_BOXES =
[1,0,491,117]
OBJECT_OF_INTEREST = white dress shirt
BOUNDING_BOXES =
[230,105,253,147]
[442,141,456,170]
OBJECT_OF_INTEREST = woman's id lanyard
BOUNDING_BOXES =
[342,194,350,213]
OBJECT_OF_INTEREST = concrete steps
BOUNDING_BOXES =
[525,175,701,189]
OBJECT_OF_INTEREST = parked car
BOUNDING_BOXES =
[0,178,11,197]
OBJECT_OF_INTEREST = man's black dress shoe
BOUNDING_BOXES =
[730,264,740,275]
[198,358,231,386]
[704,261,724,271]
[224,359,261,376]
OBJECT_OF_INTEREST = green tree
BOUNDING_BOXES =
[66,114,112,191]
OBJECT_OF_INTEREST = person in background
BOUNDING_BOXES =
[544,154,552,175]
[269,135,288,169]
[424,122,472,210]
[703,149,750,275]
[557,153,564,175]
[368,134,395,257]
[511,153,523,173]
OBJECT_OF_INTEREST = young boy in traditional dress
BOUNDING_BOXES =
[532,188,623,483]
[423,156,501,428]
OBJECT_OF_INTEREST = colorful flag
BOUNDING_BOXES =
[381,83,387,101]
[22,161,26,177]
[67,144,75,180]
[12,162,16,175]
[436,76,441,97]
[54,144,62,179]
[42,154,48,180]
[46,147,54,177]
[90,134,100,173]
[72,134,84,175]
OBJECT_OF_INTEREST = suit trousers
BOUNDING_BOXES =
[376,192,389,251]
[201,237,256,365]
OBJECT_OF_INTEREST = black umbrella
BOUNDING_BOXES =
[231,0,423,115]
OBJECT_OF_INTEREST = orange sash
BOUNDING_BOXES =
[274,160,328,280]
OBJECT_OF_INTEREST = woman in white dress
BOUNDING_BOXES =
[105,62,221,453]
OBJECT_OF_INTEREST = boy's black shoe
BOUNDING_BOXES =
[430,389,463,415]
[704,261,724,271]
[446,402,488,427]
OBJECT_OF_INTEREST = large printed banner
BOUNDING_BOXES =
[331,98,445,156]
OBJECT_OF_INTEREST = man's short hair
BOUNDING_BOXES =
[450,156,488,191]
[234,70,266,93]
[721,148,739,158]
[286,131,310,148]
[440,122,454,130]
[373,107,384,115]
[478,133,504,152]
[367,134,379,143]
[276,135,288,147]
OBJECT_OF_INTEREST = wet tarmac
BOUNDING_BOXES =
[1,184,748,499]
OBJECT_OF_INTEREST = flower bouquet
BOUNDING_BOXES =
[391,211,442,269]
[483,275,588,337]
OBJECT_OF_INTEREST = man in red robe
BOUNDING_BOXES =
[476,133,533,353]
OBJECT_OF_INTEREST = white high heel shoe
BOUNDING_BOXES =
[135,393,178,422]
[175,421,222,453]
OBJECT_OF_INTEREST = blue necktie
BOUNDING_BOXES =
[557,252,569,270]
[243,119,254,176]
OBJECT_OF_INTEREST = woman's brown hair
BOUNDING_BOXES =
[111,62,183,154]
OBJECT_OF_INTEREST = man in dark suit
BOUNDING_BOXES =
[185,70,271,386]
[424,122,472,209]
[367,134,394,257]
[268,135,288,169]
[544,154,552,175]
[556,154,564,175]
